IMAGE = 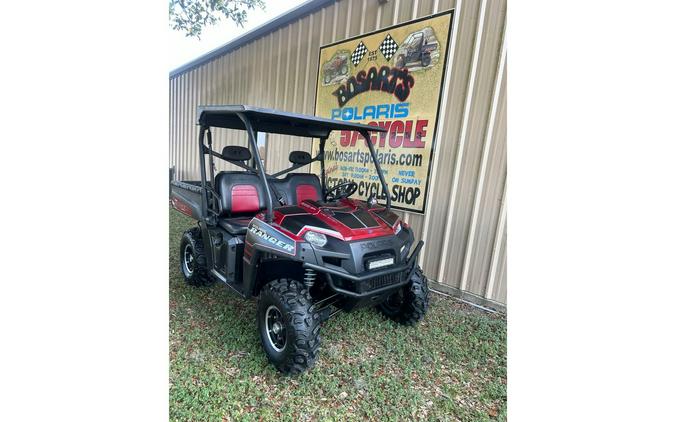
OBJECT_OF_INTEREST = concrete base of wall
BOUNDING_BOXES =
[428,279,506,314]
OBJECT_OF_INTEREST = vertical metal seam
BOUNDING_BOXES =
[419,0,463,267]
[223,55,231,147]
[331,2,338,42]
[197,67,204,177]
[393,0,400,24]
[359,0,367,33]
[375,2,382,28]
[187,72,193,179]
[460,21,507,292]
[437,0,487,284]
[433,0,439,13]
[292,19,304,111]
[345,0,353,38]
[272,28,283,162]
[169,79,176,168]
[486,184,506,300]
[192,70,197,177]
[281,27,293,165]
[284,28,293,109]
[303,14,315,114]
[320,7,326,45]
[179,75,185,179]
[412,0,420,18]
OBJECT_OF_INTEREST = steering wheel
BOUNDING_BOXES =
[325,182,358,202]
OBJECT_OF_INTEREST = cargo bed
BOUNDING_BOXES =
[170,180,204,220]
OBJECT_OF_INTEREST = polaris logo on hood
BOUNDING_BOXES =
[249,223,295,254]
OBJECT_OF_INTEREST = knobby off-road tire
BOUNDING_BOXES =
[377,266,429,326]
[257,279,321,375]
[179,227,209,286]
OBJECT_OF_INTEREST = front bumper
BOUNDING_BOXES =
[303,241,423,298]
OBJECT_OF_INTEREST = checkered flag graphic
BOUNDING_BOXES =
[379,33,399,61]
[351,41,368,66]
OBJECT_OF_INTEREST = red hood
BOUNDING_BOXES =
[270,199,401,242]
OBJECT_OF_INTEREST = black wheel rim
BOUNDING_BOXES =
[183,244,195,275]
[265,305,287,352]
[381,290,404,313]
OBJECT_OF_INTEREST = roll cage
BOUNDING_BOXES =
[195,105,390,223]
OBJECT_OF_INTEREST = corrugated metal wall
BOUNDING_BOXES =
[169,0,507,310]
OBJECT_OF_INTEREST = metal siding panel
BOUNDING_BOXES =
[417,0,436,17]
[453,0,505,294]
[465,49,506,297]
[438,0,457,12]
[492,228,506,304]
[180,73,188,180]
[169,78,174,171]
[303,14,318,115]
[397,0,416,22]
[487,187,507,305]
[190,69,198,180]
[379,0,395,27]
[420,0,482,284]
[360,0,378,33]
[345,0,358,38]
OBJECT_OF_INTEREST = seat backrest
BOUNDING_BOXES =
[214,171,266,216]
[270,173,322,206]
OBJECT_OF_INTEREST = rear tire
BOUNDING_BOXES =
[257,279,321,375]
[179,228,209,286]
[377,266,429,325]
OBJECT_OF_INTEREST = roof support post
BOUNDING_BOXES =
[236,112,275,222]
[198,125,210,220]
[206,128,215,191]
[359,129,391,210]
[319,136,327,198]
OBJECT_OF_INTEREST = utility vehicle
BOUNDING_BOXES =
[171,105,429,374]
[395,27,439,69]
[322,52,349,84]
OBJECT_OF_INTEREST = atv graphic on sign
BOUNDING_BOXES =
[321,50,351,85]
[394,27,440,71]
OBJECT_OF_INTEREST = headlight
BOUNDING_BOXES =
[304,231,327,247]
[394,222,402,235]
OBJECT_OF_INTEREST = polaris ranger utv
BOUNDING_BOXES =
[171,105,429,374]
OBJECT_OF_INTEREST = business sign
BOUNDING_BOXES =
[312,10,454,213]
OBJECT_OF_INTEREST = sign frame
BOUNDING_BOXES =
[312,9,455,214]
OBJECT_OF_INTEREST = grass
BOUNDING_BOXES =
[169,209,507,421]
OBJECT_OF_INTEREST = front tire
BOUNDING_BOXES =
[421,53,431,67]
[377,266,429,325]
[257,279,321,375]
[179,228,209,286]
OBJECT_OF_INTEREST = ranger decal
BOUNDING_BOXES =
[248,219,296,255]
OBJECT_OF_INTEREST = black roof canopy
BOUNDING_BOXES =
[197,105,386,138]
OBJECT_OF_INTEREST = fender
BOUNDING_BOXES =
[242,218,300,297]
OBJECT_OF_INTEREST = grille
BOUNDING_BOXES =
[360,272,403,293]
